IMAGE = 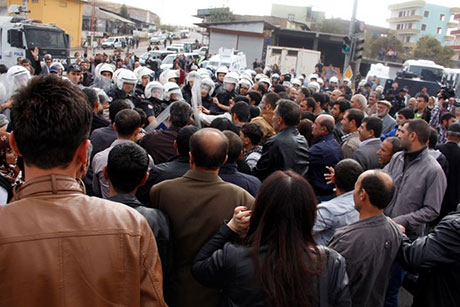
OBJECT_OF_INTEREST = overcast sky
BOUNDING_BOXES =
[110,0,460,27]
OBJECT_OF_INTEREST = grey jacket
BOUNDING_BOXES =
[329,215,402,307]
[384,148,447,239]
[352,138,382,170]
[381,114,397,135]
[341,132,360,159]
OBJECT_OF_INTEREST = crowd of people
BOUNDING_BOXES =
[0,47,459,307]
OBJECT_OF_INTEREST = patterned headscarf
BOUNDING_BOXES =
[0,132,21,184]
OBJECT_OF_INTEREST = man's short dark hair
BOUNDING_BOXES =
[134,108,148,128]
[359,170,395,210]
[272,84,285,93]
[441,112,455,125]
[190,128,229,170]
[12,76,92,169]
[313,93,326,107]
[362,117,383,137]
[257,83,267,95]
[334,159,363,192]
[223,130,242,163]
[385,137,402,154]
[305,97,316,111]
[247,91,262,105]
[428,127,438,149]
[415,93,429,102]
[234,95,250,104]
[299,87,311,98]
[250,105,260,119]
[345,109,364,127]
[170,101,192,128]
[231,102,250,123]
[109,99,131,123]
[405,119,430,144]
[277,99,301,126]
[334,99,351,113]
[82,87,99,110]
[264,92,280,109]
[241,123,263,145]
[0,64,8,74]
[114,109,141,137]
[398,107,414,120]
[176,125,199,156]
[107,142,148,193]
[210,117,238,133]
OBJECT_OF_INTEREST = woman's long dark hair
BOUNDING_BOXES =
[245,170,321,307]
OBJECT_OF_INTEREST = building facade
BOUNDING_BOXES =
[7,0,84,48]
[446,7,460,60]
[387,1,458,46]
[270,4,325,31]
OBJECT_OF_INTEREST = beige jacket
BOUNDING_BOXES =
[0,175,166,307]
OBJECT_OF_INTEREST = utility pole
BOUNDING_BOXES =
[22,0,29,18]
[343,0,358,73]
[90,0,96,55]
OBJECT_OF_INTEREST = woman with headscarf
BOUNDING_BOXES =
[0,132,23,204]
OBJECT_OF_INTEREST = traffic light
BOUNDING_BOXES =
[342,36,352,54]
[353,38,365,61]
[354,20,365,34]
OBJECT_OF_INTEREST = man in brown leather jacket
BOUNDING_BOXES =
[0,76,167,306]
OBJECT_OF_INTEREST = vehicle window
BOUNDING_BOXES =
[25,29,66,49]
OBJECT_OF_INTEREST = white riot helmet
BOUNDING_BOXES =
[98,63,115,78]
[115,68,137,91]
[198,68,212,79]
[376,85,384,93]
[145,81,164,100]
[136,67,153,82]
[200,78,215,96]
[343,78,351,85]
[329,76,339,84]
[7,65,31,88]
[271,73,280,80]
[307,81,320,93]
[317,78,324,86]
[0,82,7,104]
[163,82,183,102]
[255,73,265,83]
[358,80,367,88]
[186,71,201,83]
[309,73,319,81]
[160,69,179,85]
[224,72,239,85]
[283,81,292,88]
[259,77,272,89]
[292,78,302,87]
[298,74,305,81]
[215,66,229,79]
[238,77,253,89]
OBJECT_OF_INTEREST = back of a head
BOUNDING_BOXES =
[359,170,395,210]
[385,137,402,154]
[362,116,383,138]
[231,101,251,123]
[114,109,141,138]
[176,125,199,156]
[272,84,286,93]
[398,107,415,120]
[109,99,131,123]
[247,91,262,105]
[353,94,367,109]
[334,159,363,192]
[335,99,351,113]
[264,92,280,109]
[246,170,318,306]
[406,119,430,145]
[428,127,438,149]
[12,75,92,169]
[299,87,311,98]
[313,92,326,107]
[241,123,263,146]
[170,101,192,128]
[190,128,229,170]
[210,117,238,133]
[277,99,301,126]
[107,142,148,193]
[234,95,250,104]
[223,130,243,163]
[82,87,99,110]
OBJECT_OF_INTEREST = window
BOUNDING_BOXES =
[408,23,412,29]
[288,14,295,21]
[421,24,426,31]
[411,9,415,16]
[272,48,282,55]
[399,11,403,17]
[31,0,39,2]
[287,50,298,56]
[406,36,411,43]
[437,27,442,34]
[440,14,445,21]
[397,24,401,30]
[424,10,429,17]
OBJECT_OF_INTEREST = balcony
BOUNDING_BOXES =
[451,29,460,36]
[388,1,425,11]
[395,28,420,35]
[451,45,460,50]
[387,15,423,23]
[448,21,459,28]
[450,7,460,15]
[445,35,455,41]
[454,14,460,21]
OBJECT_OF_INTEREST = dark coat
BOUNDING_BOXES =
[436,142,460,220]
[254,126,310,181]
[352,139,382,171]
[218,162,261,197]
[138,126,180,164]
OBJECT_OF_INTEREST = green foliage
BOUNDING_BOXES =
[363,32,404,61]
[159,24,177,32]
[318,19,348,35]
[208,7,234,23]
[413,35,455,67]
[120,4,130,19]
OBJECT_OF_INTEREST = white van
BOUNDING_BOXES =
[207,48,247,72]
[101,36,126,49]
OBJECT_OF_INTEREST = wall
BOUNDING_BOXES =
[8,0,83,48]
[209,31,264,64]
[417,3,451,44]
[271,4,308,23]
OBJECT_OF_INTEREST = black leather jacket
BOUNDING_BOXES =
[398,210,460,307]
[253,126,309,181]
[192,224,351,307]
[107,193,174,303]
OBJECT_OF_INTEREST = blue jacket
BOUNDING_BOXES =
[219,163,261,197]
[306,134,342,196]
